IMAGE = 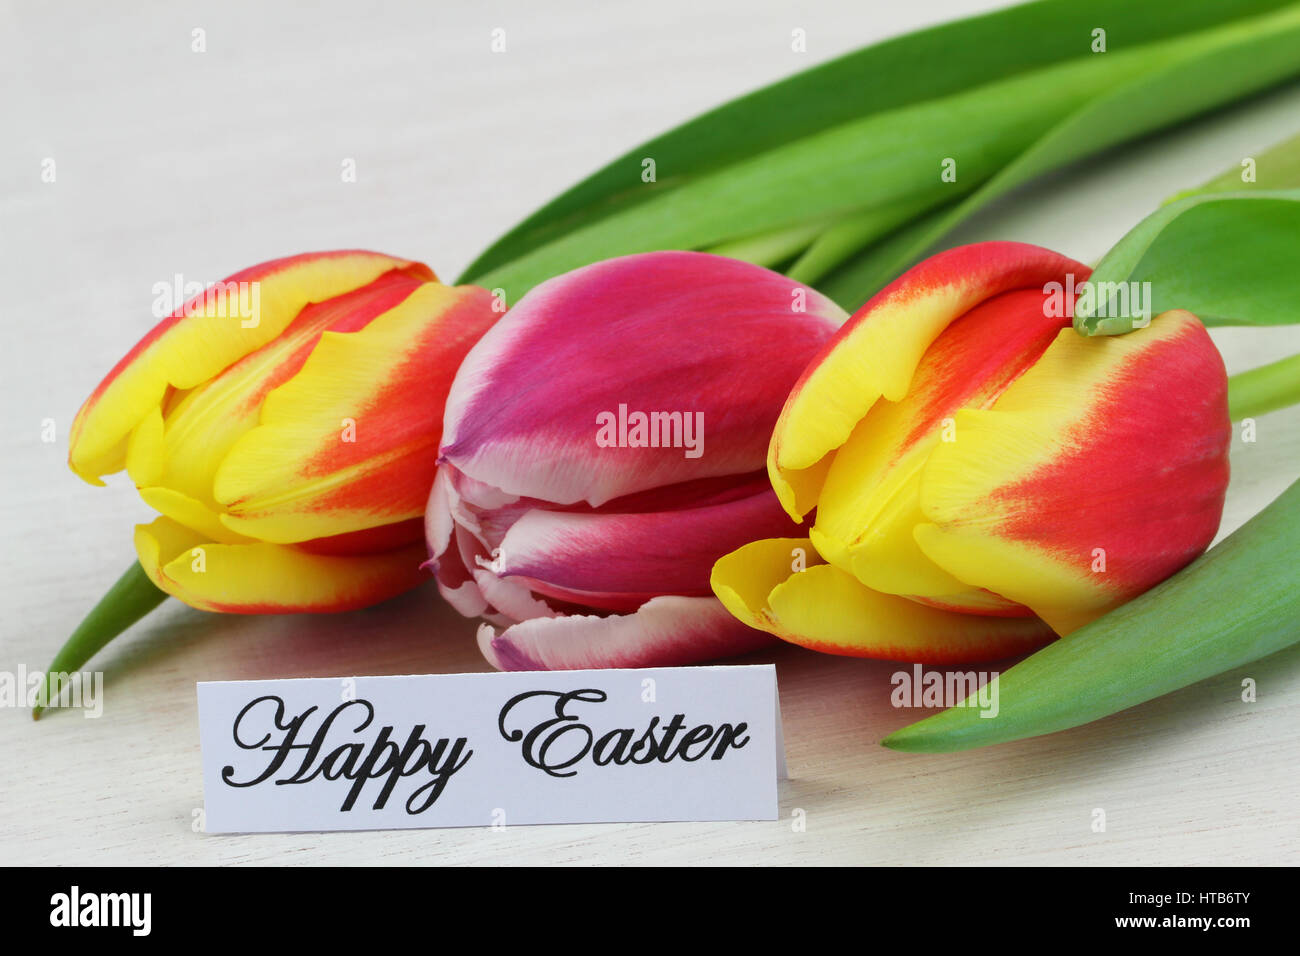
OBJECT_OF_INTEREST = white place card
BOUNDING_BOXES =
[197,664,785,833]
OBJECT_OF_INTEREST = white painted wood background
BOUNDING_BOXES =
[2,0,1298,865]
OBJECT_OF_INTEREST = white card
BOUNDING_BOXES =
[197,664,785,833]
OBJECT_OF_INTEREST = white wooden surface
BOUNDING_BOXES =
[2,0,1298,866]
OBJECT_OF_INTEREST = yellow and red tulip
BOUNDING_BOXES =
[426,251,847,669]
[69,250,499,613]
[711,241,1232,662]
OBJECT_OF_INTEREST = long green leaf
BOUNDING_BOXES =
[460,0,1300,302]
[882,475,1300,753]
[471,43,1176,302]
[818,2,1300,308]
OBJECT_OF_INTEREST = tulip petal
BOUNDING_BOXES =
[294,518,425,556]
[423,467,457,568]
[915,311,1230,634]
[764,564,1055,662]
[138,485,254,545]
[124,406,166,487]
[813,286,1065,613]
[134,515,426,613]
[133,515,209,601]
[440,251,844,508]
[768,241,1087,519]
[437,525,492,619]
[425,470,512,619]
[214,283,498,543]
[69,251,428,484]
[478,595,773,671]
[494,485,800,611]
[471,557,560,624]
[149,269,431,515]
[710,537,824,633]
[711,537,1050,660]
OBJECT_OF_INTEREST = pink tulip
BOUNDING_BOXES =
[425,251,846,669]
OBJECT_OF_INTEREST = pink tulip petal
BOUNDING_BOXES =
[490,577,667,614]
[478,596,774,671]
[577,471,775,514]
[445,465,522,512]
[495,486,800,603]
[471,558,559,623]
[436,525,491,618]
[440,251,844,507]
[423,468,456,564]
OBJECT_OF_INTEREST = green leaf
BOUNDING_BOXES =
[882,474,1300,754]
[703,220,832,270]
[1168,130,1300,201]
[471,45,1165,303]
[460,0,1300,304]
[818,3,1300,309]
[786,193,950,286]
[1074,190,1300,334]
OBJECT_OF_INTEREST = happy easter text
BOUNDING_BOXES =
[221,691,750,814]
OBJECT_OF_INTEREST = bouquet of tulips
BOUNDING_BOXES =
[41,0,1300,753]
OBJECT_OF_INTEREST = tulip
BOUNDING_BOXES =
[43,251,499,708]
[711,241,1232,662]
[425,251,847,670]
[70,248,503,609]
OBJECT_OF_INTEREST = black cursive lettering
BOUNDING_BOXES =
[222,696,472,813]
[498,688,750,777]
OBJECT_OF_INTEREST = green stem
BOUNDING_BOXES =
[786,192,954,286]
[1227,352,1300,421]
[33,561,167,720]
[703,220,830,269]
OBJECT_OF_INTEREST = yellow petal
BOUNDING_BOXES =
[214,283,497,543]
[766,563,1054,662]
[125,406,166,487]
[767,242,1086,519]
[138,486,255,545]
[133,516,209,602]
[813,286,1062,613]
[69,251,423,484]
[134,515,426,613]
[710,537,824,634]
